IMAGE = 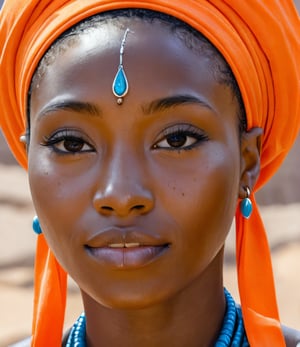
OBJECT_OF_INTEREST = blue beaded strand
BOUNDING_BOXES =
[66,312,86,347]
[215,289,249,347]
[66,289,248,346]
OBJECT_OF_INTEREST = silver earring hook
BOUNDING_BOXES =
[244,186,251,198]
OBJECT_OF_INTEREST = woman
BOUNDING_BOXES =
[0,1,299,346]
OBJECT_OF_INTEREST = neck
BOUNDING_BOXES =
[81,250,226,347]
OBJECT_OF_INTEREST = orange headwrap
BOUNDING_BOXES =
[0,1,299,346]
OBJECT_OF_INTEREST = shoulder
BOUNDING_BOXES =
[62,328,71,346]
[283,325,300,347]
[7,337,31,347]
[7,329,70,347]
[7,326,300,346]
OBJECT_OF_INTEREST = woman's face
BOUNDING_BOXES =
[28,19,242,309]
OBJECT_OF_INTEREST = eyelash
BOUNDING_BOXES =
[41,124,207,154]
[41,129,94,154]
[153,124,209,151]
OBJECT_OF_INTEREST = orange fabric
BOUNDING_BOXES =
[32,235,67,346]
[0,0,299,346]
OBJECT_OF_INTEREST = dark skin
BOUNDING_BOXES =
[27,18,281,346]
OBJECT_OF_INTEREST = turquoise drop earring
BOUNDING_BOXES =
[112,28,131,105]
[32,216,42,235]
[240,186,253,219]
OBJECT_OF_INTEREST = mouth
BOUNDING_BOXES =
[85,244,169,269]
[108,242,141,248]
[85,233,169,269]
[84,227,170,269]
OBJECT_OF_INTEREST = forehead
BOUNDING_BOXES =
[31,14,222,89]
[30,18,237,122]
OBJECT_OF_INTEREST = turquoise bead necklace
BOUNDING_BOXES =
[66,289,249,347]
[65,312,86,347]
[215,289,249,347]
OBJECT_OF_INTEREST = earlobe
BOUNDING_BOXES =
[239,127,263,198]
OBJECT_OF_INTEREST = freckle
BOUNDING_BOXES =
[181,192,185,197]
[172,186,176,191]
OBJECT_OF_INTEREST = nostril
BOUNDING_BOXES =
[131,205,145,211]
[101,206,114,212]
[94,193,154,216]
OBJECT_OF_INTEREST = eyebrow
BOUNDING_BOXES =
[37,100,102,119]
[142,94,214,115]
[36,94,213,119]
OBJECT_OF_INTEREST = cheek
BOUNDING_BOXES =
[161,145,240,216]
[28,151,93,256]
[159,147,240,265]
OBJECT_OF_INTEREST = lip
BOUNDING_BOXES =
[85,227,170,269]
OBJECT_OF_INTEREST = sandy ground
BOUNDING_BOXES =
[0,164,299,346]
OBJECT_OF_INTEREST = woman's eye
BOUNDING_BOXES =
[54,137,93,153]
[157,133,196,149]
[154,126,208,150]
[42,131,94,154]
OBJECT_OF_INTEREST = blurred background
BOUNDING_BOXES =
[1,0,300,345]
[1,118,300,347]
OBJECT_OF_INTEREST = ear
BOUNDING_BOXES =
[239,127,263,198]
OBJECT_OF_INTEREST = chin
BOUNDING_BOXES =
[81,284,176,312]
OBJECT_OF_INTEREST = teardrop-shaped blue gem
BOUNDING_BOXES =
[240,198,253,219]
[112,66,128,97]
[32,216,43,235]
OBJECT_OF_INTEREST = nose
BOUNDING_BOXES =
[93,151,154,218]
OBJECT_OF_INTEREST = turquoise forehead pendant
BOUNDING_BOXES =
[112,28,131,105]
